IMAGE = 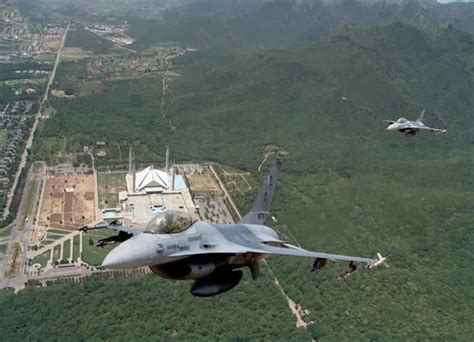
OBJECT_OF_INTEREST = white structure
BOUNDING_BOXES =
[125,146,183,194]
[134,166,170,192]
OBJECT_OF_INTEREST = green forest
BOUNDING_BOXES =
[2,0,474,340]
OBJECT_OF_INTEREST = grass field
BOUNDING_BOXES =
[186,173,220,193]
[31,162,44,174]
[0,243,7,254]
[72,235,80,261]
[52,244,61,264]
[32,250,50,268]
[0,226,11,238]
[97,172,127,209]
[0,130,7,150]
[62,239,71,261]
[81,230,115,266]
[5,243,21,278]
[17,176,40,231]
[46,229,69,235]
[39,239,55,248]
[45,233,65,240]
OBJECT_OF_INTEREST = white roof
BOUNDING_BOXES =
[135,166,169,192]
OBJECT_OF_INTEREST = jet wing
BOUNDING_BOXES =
[252,243,376,264]
[418,126,447,133]
[169,241,376,265]
[79,221,145,235]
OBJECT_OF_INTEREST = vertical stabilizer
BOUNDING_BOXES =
[165,146,169,174]
[128,145,133,175]
[132,151,136,193]
[416,108,425,122]
[239,158,281,225]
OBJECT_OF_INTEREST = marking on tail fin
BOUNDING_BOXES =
[239,158,281,225]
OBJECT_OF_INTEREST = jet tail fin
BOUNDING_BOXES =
[416,108,425,122]
[239,158,281,225]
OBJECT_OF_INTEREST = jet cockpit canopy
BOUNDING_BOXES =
[145,210,195,234]
[396,117,408,123]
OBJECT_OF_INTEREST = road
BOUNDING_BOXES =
[0,163,44,289]
[2,21,70,220]
[0,20,69,288]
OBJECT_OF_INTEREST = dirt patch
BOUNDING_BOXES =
[84,192,94,200]
[50,213,62,223]
[51,89,74,98]
[62,47,93,60]
[39,175,96,230]
[187,174,221,193]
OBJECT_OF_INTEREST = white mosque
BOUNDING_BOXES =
[126,146,186,194]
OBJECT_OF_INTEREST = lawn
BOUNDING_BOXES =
[81,230,115,266]
[62,239,71,261]
[17,176,40,230]
[97,172,127,209]
[46,229,69,235]
[32,250,51,268]
[72,235,80,261]
[31,162,44,174]
[0,130,7,150]
[45,233,65,240]
[52,244,61,264]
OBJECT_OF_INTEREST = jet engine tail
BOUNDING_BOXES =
[239,158,281,225]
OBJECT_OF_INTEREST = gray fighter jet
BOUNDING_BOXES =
[385,109,447,136]
[81,159,380,296]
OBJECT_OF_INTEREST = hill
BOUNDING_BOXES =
[127,0,474,50]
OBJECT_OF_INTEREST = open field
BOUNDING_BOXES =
[72,235,80,261]
[32,250,50,268]
[81,230,114,266]
[186,173,221,193]
[45,233,64,240]
[0,131,7,150]
[31,161,45,174]
[52,244,61,264]
[97,172,127,209]
[38,175,95,230]
[61,47,94,60]
[17,175,41,231]
[5,242,21,278]
[62,239,71,260]
[45,228,69,235]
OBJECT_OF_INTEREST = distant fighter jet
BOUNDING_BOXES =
[367,253,389,270]
[81,159,380,297]
[385,109,447,136]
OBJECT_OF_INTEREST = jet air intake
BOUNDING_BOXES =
[150,259,216,280]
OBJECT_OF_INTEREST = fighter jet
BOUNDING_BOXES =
[385,109,447,136]
[81,159,380,296]
[367,253,389,270]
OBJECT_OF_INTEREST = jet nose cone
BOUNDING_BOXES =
[386,124,396,131]
[101,234,156,269]
[101,246,130,269]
